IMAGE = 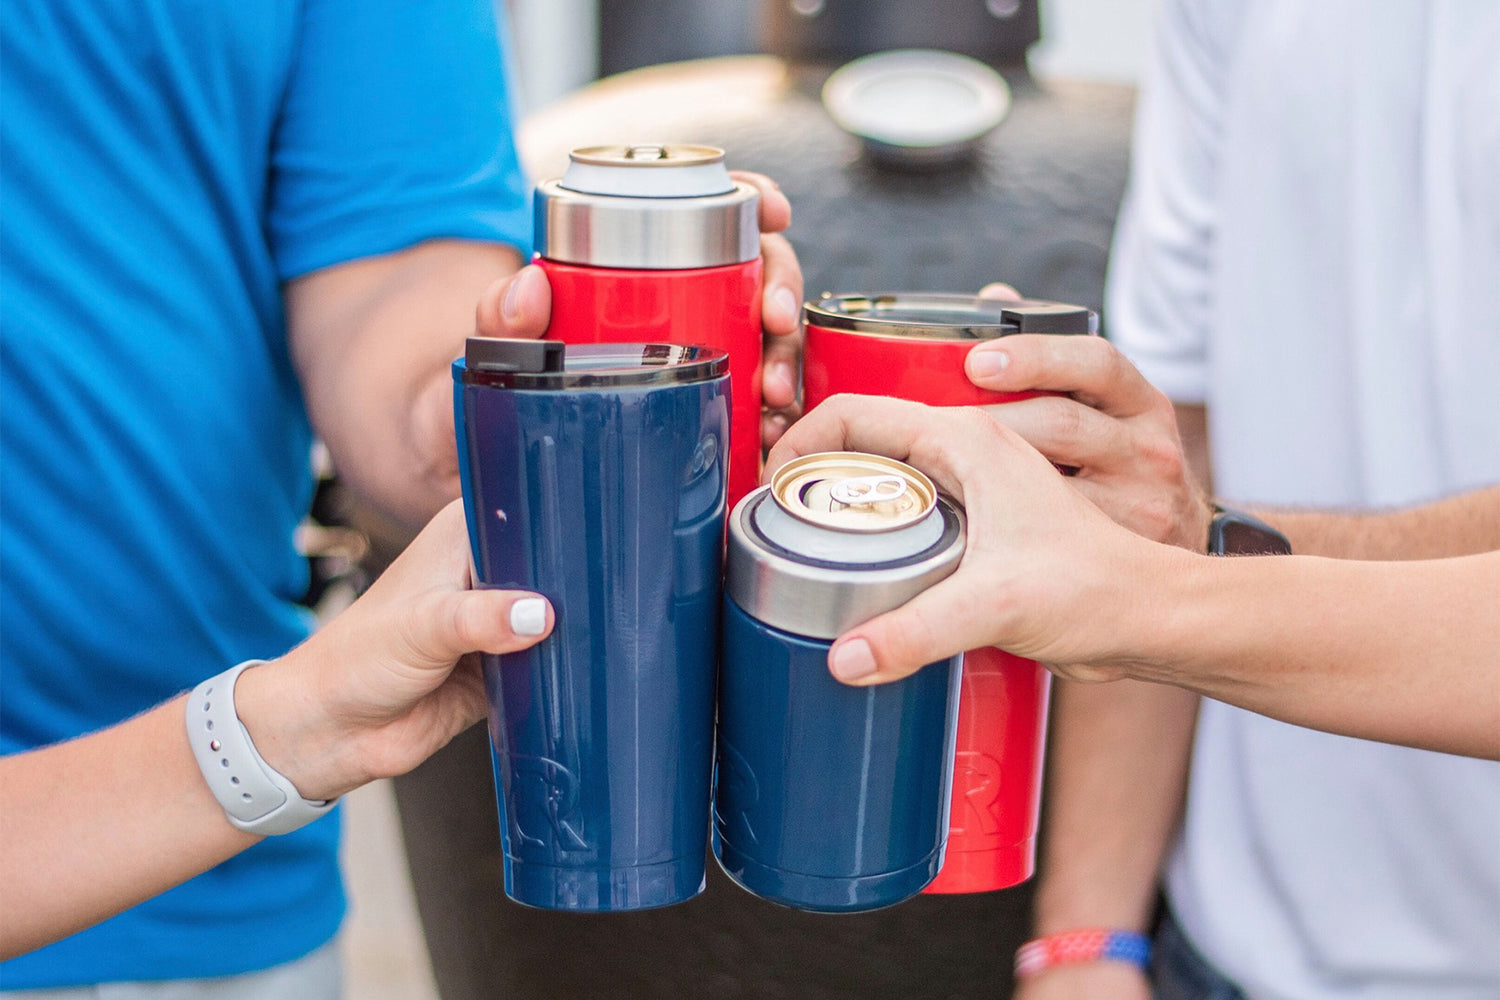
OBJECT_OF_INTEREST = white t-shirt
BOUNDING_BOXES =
[1106,2,1500,998]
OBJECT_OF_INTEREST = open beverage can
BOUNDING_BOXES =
[714,452,965,912]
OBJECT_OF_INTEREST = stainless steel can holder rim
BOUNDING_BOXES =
[725,484,966,641]
[534,179,761,269]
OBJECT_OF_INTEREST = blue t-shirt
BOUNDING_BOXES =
[0,1,529,987]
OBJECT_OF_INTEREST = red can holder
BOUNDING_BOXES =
[925,647,1050,892]
[532,144,765,507]
[803,292,1096,895]
[539,257,764,507]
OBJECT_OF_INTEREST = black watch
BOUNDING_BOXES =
[1207,504,1292,556]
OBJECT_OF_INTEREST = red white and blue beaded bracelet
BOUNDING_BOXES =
[1014,928,1152,978]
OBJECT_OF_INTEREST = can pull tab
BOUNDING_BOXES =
[623,144,669,161]
[828,475,909,507]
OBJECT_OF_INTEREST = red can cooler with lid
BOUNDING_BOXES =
[535,144,763,505]
[803,291,1097,894]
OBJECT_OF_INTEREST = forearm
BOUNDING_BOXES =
[0,695,257,959]
[287,239,522,532]
[0,503,538,960]
[1247,484,1500,560]
[1031,679,1197,934]
[1123,547,1500,758]
[0,657,372,959]
[1031,405,1204,934]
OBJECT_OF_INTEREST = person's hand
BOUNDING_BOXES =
[474,172,804,450]
[765,395,1175,686]
[742,172,805,448]
[235,501,553,801]
[963,294,1211,551]
[1012,964,1153,1000]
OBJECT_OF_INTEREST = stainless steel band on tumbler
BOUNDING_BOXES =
[186,660,335,836]
[725,453,966,639]
[534,144,761,269]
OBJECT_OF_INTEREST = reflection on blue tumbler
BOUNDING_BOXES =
[454,340,728,912]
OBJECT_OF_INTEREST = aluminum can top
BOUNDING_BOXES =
[561,144,736,198]
[805,292,1098,340]
[769,452,936,533]
[727,451,965,640]
[535,142,760,269]
[455,338,728,390]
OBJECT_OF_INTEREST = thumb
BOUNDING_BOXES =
[826,574,1003,686]
[400,588,554,671]
[475,264,552,340]
[977,282,1022,302]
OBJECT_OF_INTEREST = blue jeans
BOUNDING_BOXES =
[1153,911,1246,1000]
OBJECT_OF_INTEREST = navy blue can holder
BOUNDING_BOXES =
[454,339,729,912]
[713,454,966,912]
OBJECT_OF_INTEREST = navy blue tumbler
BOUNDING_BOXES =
[713,453,966,912]
[454,338,729,911]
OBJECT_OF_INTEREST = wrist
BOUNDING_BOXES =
[1077,530,1194,676]
[1013,960,1151,999]
[1173,489,1214,553]
[1016,928,1153,981]
[1031,892,1153,939]
[185,661,338,836]
[233,653,364,802]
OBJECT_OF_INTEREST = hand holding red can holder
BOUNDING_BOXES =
[802,290,1097,895]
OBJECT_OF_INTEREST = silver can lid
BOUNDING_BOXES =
[726,452,966,640]
[769,452,937,533]
[561,144,736,198]
[536,143,760,269]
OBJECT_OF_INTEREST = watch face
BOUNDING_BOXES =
[1212,511,1293,556]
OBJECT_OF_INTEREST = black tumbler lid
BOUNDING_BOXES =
[806,292,1097,340]
[457,339,728,389]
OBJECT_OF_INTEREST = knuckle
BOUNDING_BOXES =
[951,404,995,437]
[1049,397,1088,443]
[1140,431,1187,482]
[888,609,940,671]
[1101,340,1134,382]
[1140,496,1179,543]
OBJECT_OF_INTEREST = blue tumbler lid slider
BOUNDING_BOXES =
[466,337,565,374]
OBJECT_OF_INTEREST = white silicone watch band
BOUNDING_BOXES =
[186,660,336,836]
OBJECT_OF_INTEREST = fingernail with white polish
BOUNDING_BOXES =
[771,286,799,325]
[830,637,877,681]
[967,348,1009,379]
[510,597,548,637]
